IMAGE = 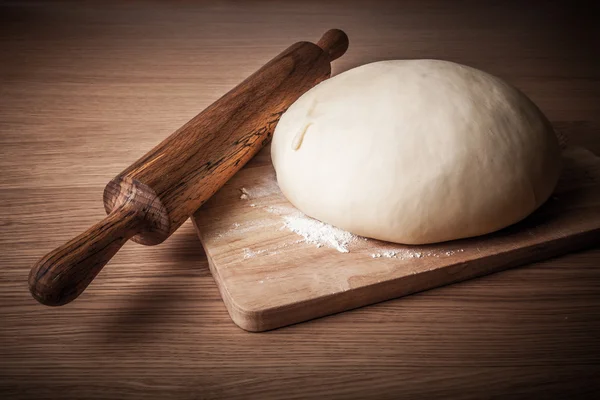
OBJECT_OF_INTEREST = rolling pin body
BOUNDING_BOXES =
[29,29,349,306]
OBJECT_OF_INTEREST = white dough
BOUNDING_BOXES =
[271,60,561,244]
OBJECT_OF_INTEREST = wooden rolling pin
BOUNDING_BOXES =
[29,29,349,306]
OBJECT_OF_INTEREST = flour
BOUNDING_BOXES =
[265,205,292,215]
[282,213,357,253]
[371,250,423,259]
[243,248,267,259]
[238,173,281,200]
[214,219,274,239]
[444,249,465,256]
[370,247,464,259]
[235,175,360,253]
[242,239,302,259]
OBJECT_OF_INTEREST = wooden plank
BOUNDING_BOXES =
[193,146,600,331]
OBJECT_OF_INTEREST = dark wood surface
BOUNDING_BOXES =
[1,1,599,399]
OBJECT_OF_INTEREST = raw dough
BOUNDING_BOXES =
[271,60,561,244]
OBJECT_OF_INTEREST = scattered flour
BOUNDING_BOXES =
[265,205,294,215]
[241,240,303,259]
[281,213,356,253]
[444,249,465,256]
[370,250,423,259]
[238,174,280,200]
[370,248,464,260]
[214,219,274,239]
[243,248,267,259]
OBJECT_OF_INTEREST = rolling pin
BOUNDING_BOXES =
[29,29,349,306]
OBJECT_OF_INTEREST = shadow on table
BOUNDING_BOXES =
[98,221,213,344]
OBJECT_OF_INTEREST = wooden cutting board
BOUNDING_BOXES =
[192,146,600,331]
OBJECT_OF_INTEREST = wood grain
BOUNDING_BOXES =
[28,181,146,306]
[27,29,348,306]
[1,1,599,399]
[193,146,600,331]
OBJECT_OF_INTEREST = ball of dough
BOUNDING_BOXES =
[271,60,561,245]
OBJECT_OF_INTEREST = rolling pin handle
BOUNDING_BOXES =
[317,29,349,62]
[28,202,146,306]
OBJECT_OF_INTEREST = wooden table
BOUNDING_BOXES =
[1,1,599,398]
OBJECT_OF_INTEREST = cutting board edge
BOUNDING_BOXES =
[192,212,600,331]
[192,216,258,330]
